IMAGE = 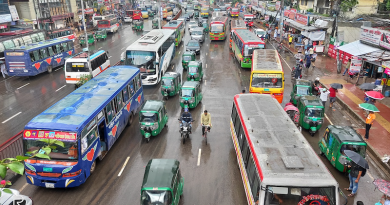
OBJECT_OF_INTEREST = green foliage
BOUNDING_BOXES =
[387,0,390,11]
[340,0,359,12]
[76,74,93,87]
[307,8,314,12]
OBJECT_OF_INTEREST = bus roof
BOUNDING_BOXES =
[252,49,283,72]
[234,94,337,186]
[162,20,183,29]
[126,29,175,52]
[6,38,71,51]
[231,20,246,30]
[25,66,140,132]
[234,29,264,43]
[66,50,106,61]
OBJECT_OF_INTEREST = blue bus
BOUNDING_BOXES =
[5,38,74,76]
[23,66,144,188]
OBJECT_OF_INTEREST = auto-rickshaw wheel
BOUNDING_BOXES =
[319,149,323,156]
[146,137,150,143]
[165,123,168,128]
[310,131,315,136]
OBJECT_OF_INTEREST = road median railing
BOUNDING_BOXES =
[0,131,23,160]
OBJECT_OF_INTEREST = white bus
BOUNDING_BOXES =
[230,94,347,205]
[92,14,115,27]
[124,29,176,85]
[64,50,110,88]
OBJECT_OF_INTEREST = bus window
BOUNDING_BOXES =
[116,93,124,110]
[22,36,32,45]
[68,41,74,50]
[38,32,45,41]
[56,44,62,53]
[39,48,49,59]
[128,80,135,97]
[81,122,98,154]
[104,102,115,124]
[61,43,68,51]
[31,34,39,43]
[3,40,15,49]
[0,43,4,53]
[48,46,55,56]
[123,86,129,102]
[29,52,35,62]
[13,39,20,47]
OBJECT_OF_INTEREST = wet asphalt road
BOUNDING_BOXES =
[5,14,386,205]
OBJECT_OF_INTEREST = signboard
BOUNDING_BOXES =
[8,5,19,21]
[295,13,309,25]
[360,26,382,46]
[383,61,390,70]
[349,56,362,73]
[379,31,390,50]
[265,15,269,21]
[0,14,12,24]
[24,130,77,141]
[275,1,280,10]
[284,10,290,17]
[289,9,296,20]
[253,73,282,78]
[385,68,390,75]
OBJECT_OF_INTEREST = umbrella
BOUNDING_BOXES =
[344,150,369,169]
[365,91,385,100]
[359,83,377,90]
[330,83,343,89]
[373,179,390,197]
[359,103,379,112]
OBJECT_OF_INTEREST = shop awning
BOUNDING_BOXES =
[337,41,381,56]
[284,18,327,31]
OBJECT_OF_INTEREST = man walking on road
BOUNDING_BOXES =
[273,29,277,40]
[329,87,338,108]
[320,88,330,107]
[345,160,364,197]
[365,111,376,140]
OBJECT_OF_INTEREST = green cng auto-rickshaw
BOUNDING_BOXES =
[133,20,144,31]
[152,18,159,29]
[201,18,208,33]
[179,81,202,109]
[148,10,155,17]
[161,72,182,100]
[290,79,313,105]
[194,11,200,18]
[139,100,168,143]
[141,159,184,205]
[95,30,107,41]
[298,95,324,136]
[182,51,196,70]
[319,125,367,173]
[187,61,203,81]
[79,33,95,46]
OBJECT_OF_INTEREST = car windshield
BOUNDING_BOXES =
[251,73,283,88]
[125,51,156,74]
[141,190,172,205]
[211,24,224,33]
[182,89,194,97]
[187,41,199,47]
[65,62,89,72]
[140,112,158,122]
[245,17,253,21]
[265,186,336,205]
[244,44,265,56]
[183,55,192,61]
[305,107,323,118]
[340,144,366,156]
[24,138,78,160]
[162,78,174,86]
[297,86,310,95]
[232,8,239,12]
[192,30,203,35]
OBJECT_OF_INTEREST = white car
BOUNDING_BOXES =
[0,188,33,205]
[254,28,266,39]
[188,21,198,32]
[124,17,132,23]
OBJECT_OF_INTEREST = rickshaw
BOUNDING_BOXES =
[139,100,168,143]
[95,29,107,41]
[148,10,155,17]
[187,61,203,81]
[161,72,182,100]
[284,104,300,128]
[141,159,184,205]
[319,125,367,173]
[132,20,144,31]
[79,33,95,46]
[182,51,195,69]
[290,79,313,105]
[152,18,159,29]
[298,95,324,136]
[194,10,200,18]
[179,81,202,109]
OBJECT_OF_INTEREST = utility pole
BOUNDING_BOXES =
[81,0,93,77]
[334,0,341,74]
[280,0,284,43]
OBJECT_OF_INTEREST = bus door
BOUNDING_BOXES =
[97,117,108,158]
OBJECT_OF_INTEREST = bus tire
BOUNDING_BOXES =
[127,112,134,127]
[90,160,96,174]
[47,66,53,73]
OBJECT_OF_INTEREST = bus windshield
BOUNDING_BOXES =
[140,112,158,123]
[265,186,336,205]
[232,8,239,12]
[126,51,156,74]
[65,62,89,72]
[251,73,283,88]
[24,138,78,160]
[210,24,224,33]
[98,21,109,25]
[244,45,264,56]
[94,17,102,20]
[141,190,172,205]
[305,108,323,118]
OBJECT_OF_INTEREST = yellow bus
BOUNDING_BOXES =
[249,49,284,103]
[163,7,173,19]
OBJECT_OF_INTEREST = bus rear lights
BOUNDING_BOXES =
[63,169,82,178]
[25,169,36,175]
[37,172,62,177]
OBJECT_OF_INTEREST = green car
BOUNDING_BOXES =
[132,20,144,31]
[187,61,203,81]
[182,51,196,70]
[319,125,367,173]
[290,79,313,105]
[95,30,107,41]
[139,100,168,143]
[79,33,95,46]
[152,18,159,29]
[179,81,202,109]
[298,95,324,136]
[161,72,182,100]
[141,159,184,205]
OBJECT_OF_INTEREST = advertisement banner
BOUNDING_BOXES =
[360,26,382,46]
[383,61,390,70]
[289,9,296,20]
[284,10,290,17]
[23,130,77,141]
[295,13,309,25]
[379,31,390,50]
[384,68,390,75]
[8,5,19,21]
[0,14,12,24]
[349,56,362,73]
[327,44,337,59]
[265,15,269,21]
[275,1,280,10]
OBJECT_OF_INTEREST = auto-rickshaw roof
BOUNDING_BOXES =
[296,79,312,86]
[142,159,180,189]
[300,95,323,107]
[183,51,195,56]
[328,125,365,143]
[135,21,143,25]
[141,100,164,112]
[188,61,201,67]
[152,18,158,22]
[162,72,180,79]
[182,81,199,88]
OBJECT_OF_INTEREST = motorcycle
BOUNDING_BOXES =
[179,120,193,144]
[284,104,301,131]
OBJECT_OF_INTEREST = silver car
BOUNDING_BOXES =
[190,27,205,43]
[188,21,198,32]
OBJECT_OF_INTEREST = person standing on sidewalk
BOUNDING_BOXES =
[365,111,376,140]
[343,59,352,76]
[311,52,317,68]
[288,35,293,48]
[345,160,364,197]
[320,88,330,107]
[329,87,338,108]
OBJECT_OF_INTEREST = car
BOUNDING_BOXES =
[190,27,205,43]
[124,16,132,23]
[177,17,187,24]
[254,28,266,39]
[188,21,198,32]
[186,39,201,55]
[187,9,194,18]
[0,188,33,205]
[182,14,190,21]
[167,15,173,21]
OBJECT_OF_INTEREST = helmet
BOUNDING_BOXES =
[184,108,189,112]
[300,59,303,62]
[315,77,320,81]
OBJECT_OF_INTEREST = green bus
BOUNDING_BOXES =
[162,20,185,46]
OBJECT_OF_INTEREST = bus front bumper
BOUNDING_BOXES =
[141,76,159,85]
[25,173,85,188]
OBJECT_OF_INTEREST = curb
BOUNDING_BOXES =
[5,170,22,187]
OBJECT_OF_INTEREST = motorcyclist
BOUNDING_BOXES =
[313,77,321,95]
[201,110,212,137]
[180,108,192,133]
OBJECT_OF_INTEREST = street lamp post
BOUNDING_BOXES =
[80,0,93,77]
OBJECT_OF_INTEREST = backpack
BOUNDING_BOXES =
[361,168,367,177]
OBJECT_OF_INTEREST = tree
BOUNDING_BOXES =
[340,0,359,12]
[76,74,93,88]
[0,139,64,197]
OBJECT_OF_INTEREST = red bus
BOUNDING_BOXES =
[133,10,142,20]
[98,18,119,33]
[209,16,228,41]
[126,10,134,17]
[230,7,239,17]
[231,29,266,68]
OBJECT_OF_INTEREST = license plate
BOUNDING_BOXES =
[24,70,28,72]
[43,167,53,172]
[45,183,55,188]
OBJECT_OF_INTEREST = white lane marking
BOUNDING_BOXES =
[206,64,207,68]
[2,112,22,124]
[206,53,208,56]
[325,114,333,125]
[109,56,112,58]
[121,47,126,50]
[98,47,102,50]
[179,51,181,54]
[17,83,30,90]
[55,68,62,72]
[197,149,201,166]
[205,80,206,85]
[118,156,130,177]
[112,40,116,43]
[56,85,66,92]
[270,43,292,71]
[19,183,28,193]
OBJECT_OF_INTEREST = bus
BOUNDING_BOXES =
[240,13,254,27]
[64,50,110,87]
[231,29,266,68]
[141,7,149,19]
[201,7,209,18]
[230,7,239,17]
[230,19,247,49]
[249,49,284,103]
[5,38,74,76]
[126,10,134,17]
[124,29,175,85]
[145,4,153,11]
[162,20,185,46]
[47,28,76,42]
[209,16,228,41]
[133,10,142,20]
[93,14,115,27]
[163,7,173,19]
[0,30,46,58]
[193,2,201,10]
[97,17,119,33]
[23,66,144,188]
[230,94,343,205]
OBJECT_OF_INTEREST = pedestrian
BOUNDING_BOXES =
[320,88,330,107]
[273,29,277,40]
[343,58,351,76]
[305,54,312,69]
[303,37,309,50]
[311,52,317,68]
[309,47,314,55]
[267,29,271,41]
[288,35,293,48]
[345,160,364,197]
[295,63,302,79]
[329,87,337,108]
[363,67,370,83]
[365,111,376,140]
[0,62,7,79]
